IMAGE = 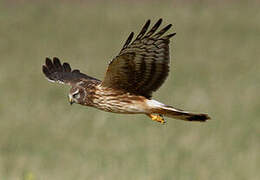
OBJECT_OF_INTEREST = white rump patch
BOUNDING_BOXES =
[146,99,166,109]
[146,99,189,114]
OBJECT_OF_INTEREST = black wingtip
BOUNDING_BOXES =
[43,57,64,77]
[45,57,52,65]
[53,57,62,70]
[153,22,174,39]
[42,65,49,76]
[122,32,134,50]
[62,62,71,72]
[45,57,54,72]
[145,18,164,37]
[165,23,172,30]
[164,33,176,39]
[135,19,151,40]
[157,18,163,24]
[143,19,151,31]
[53,57,60,62]
[155,19,163,28]
[130,32,134,37]
[146,19,151,24]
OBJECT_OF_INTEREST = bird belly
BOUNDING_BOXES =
[92,93,147,114]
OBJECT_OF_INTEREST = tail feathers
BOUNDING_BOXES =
[154,106,210,122]
[158,106,210,122]
[146,100,210,122]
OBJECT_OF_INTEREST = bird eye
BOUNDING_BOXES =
[73,93,80,99]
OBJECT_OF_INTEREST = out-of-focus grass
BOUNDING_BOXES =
[0,0,259,179]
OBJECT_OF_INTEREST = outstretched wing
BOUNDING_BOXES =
[42,57,95,86]
[102,19,176,98]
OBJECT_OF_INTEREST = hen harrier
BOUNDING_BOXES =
[42,19,210,124]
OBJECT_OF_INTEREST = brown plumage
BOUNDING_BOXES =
[42,19,210,124]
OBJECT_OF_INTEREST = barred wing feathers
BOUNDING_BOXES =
[102,19,176,98]
[42,57,95,86]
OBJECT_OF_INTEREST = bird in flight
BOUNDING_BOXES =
[42,19,210,124]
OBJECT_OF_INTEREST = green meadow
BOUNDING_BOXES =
[0,0,259,179]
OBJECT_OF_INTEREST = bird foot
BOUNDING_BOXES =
[147,114,166,124]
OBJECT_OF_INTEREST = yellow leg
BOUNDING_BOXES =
[146,114,166,124]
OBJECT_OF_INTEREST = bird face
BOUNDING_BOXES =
[68,87,85,105]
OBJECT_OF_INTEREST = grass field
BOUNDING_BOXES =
[0,0,259,179]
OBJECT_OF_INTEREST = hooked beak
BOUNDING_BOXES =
[69,96,74,105]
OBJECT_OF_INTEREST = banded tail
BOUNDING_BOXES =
[147,100,210,122]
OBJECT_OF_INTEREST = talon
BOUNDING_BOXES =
[147,114,166,124]
[159,114,166,124]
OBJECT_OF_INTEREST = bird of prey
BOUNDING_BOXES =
[42,19,210,124]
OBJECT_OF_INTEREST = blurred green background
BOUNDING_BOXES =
[0,0,259,179]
